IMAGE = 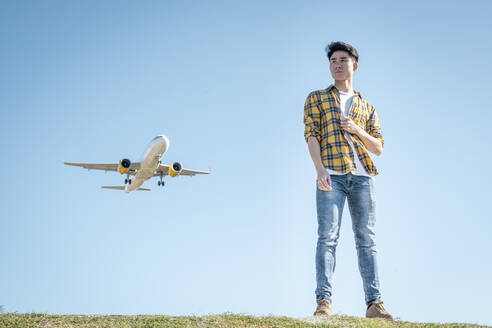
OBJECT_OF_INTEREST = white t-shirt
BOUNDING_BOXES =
[326,90,374,179]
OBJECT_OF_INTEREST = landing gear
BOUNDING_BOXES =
[158,172,165,187]
[125,175,132,185]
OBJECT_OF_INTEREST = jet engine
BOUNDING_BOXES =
[169,162,182,177]
[118,158,131,174]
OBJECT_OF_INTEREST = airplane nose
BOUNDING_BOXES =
[159,135,170,151]
[162,135,169,146]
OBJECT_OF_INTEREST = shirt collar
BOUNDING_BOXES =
[328,84,361,97]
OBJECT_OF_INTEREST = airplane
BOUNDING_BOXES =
[64,135,210,193]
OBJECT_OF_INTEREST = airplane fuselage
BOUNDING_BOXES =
[126,135,169,192]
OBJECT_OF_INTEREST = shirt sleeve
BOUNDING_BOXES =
[304,92,322,143]
[365,105,384,147]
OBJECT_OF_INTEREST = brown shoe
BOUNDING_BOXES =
[313,299,332,316]
[366,301,394,320]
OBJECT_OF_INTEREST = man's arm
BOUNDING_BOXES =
[340,113,383,156]
[354,127,383,156]
[307,136,332,191]
[304,92,332,191]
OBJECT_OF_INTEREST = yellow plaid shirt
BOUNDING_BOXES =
[304,85,384,176]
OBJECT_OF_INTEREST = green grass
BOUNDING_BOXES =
[0,313,489,328]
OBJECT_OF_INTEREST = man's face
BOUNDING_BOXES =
[329,50,358,81]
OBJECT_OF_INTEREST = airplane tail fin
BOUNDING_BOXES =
[101,186,151,191]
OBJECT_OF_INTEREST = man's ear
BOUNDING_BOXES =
[353,61,358,71]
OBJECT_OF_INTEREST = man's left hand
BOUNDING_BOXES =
[340,113,361,135]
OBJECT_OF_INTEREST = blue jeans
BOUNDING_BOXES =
[315,173,381,306]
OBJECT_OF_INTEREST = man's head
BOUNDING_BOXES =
[325,41,359,82]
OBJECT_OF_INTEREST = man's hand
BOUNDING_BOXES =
[340,113,361,134]
[339,113,383,156]
[307,136,332,191]
[317,168,332,191]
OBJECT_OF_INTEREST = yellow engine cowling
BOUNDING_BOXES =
[168,162,182,177]
[118,158,131,174]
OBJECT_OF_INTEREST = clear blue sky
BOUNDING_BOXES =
[1,0,491,325]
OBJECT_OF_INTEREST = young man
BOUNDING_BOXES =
[304,41,393,320]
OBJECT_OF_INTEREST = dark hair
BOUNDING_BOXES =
[325,41,359,62]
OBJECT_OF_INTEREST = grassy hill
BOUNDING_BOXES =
[0,313,489,328]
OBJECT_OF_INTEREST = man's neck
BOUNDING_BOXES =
[334,80,353,93]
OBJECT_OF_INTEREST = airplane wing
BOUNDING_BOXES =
[153,164,211,177]
[64,162,141,173]
[101,186,150,191]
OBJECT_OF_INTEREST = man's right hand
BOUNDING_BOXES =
[317,169,332,191]
[306,136,333,192]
